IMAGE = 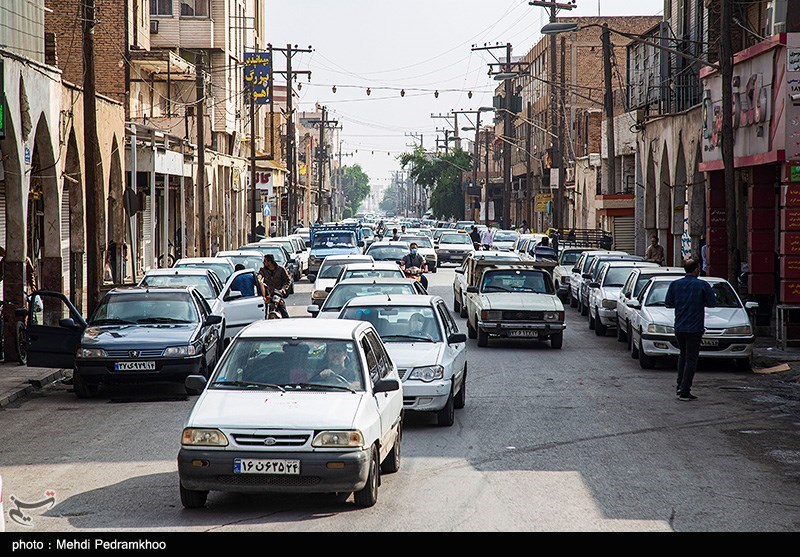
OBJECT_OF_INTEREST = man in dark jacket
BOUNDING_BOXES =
[469,225,481,250]
[258,254,291,318]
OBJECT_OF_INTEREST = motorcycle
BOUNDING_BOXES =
[266,292,286,320]
[403,266,424,283]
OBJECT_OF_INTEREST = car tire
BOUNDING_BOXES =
[639,348,656,369]
[354,446,380,508]
[453,294,461,314]
[549,332,563,349]
[595,314,607,336]
[380,422,401,474]
[588,309,596,330]
[467,318,477,339]
[631,330,640,359]
[454,366,466,409]
[476,327,489,347]
[179,483,208,509]
[580,299,588,316]
[735,357,752,372]
[431,265,437,274]
[617,320,627,342]
[307,274,316,283]
[459,298,467,318]
[72,371,98,399]
[436,389,455,426]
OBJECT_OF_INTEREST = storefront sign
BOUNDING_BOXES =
[535,192,553,213]
[782,208,800,230]
[789,48,800,72]
[780,231,800,255]
[244,52,272,104]
[782,184,800,207]
[790,164,800,182]
[780,256,800,279]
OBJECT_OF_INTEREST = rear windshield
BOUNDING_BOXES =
[494,231,519,242]
[440,234,471,244]
[313,231,356,248]
[174,262,233,283]
[139,274,215,299]
[367,246,408,261]
[602,267,635,287]
[324,283,416,310]
[340,305,442,343]
[560,250,582,266]
[401,236,433,248]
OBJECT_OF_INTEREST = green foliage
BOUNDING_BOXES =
[379,183,400,214]
[342,206,353,219]
[342,164,371,216]
[399,146,471,220]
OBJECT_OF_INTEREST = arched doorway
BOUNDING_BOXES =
[62,129,85,309]
[29,115,60,294]
[644,143,657,234]
[688,143,706,257]
[657,143,672,264]
[674,142,688,265]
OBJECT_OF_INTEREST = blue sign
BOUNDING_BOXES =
[244,52,271,104]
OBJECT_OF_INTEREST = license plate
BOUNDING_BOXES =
[701,339,719,347]
[114,361,156,371]
[508,330,539,338]
[234,458,300,475]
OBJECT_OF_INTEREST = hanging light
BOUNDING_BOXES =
[366,88,371,96]
[434,90,439,98]
[468,91,473,99]
[400,89,405,97]
[332,85,337,94]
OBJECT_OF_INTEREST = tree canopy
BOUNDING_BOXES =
[399,146,471,220]
[342,164,371,216]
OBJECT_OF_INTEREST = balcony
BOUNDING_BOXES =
[149,16,216,51]
[595,193,634,212]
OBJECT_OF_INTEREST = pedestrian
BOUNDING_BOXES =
[230,263,261,298]
[269,221,277,237]
[469,225,481,250]
[520,220,531,234]
[401,224,407,235]
[665,258,716,401]
[645,235,665,266]
[391,228,400,241]
[699,238,708,276]
[255,221,266,238]
[105,240,117,283]
[480,227,495,250]
[258,254,291,318]
[498,216,504,230]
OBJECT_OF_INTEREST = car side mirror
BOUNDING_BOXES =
[454,268,464,274]
[185,375,208,393]
[571,267,580,273]
[59,317,82,330]
[225,290,243,301]
[325,286,333,293]
[373,377,400,394]
[745,301,759,310]
[204,314,223,326]
[625,299,641,308]
[448,333,467,344]
[589,282,600,289]
[466,286,479,293]
[307,305,320,316]
[582,273,592,280]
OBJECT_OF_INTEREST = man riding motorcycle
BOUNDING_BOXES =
[400,242,428,290]
[258,253,291,318]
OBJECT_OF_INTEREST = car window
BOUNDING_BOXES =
[436,302,457,336]
[582,255,596,273]
[90,292,198,324]
[360,336,380,382]
[708,281,742,308]
[621,272,636,297]
[603,267,635,287]
[313,231,357,248]
[560,250,582,266]
[325,283,416,311]
[366,331,390,379]
[343,269,404,280]
[175,262,233,283]
[480,270,554,294]
[191,289,211,318]
[440,234,471,244]
[139,274,215,299]
[401,236,433,248]
[366,246,407,261]
[644,281,673,306]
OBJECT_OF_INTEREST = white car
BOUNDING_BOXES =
[338,261,405,282]
[400,234,438,273]
[628,276,758,370]
[587,260,659,336]
[261,237,306,280]
[177,319,403,508]
[311,254,374,307]
[436,232,474,266]
[339,295,467,426]
[577,251,636,316]
[309,278,426,319]
[568,250,626,311]
[215,250,265,272]
[616,266,685,345]
[553,248,585,302]
[174,257,236,284]
[453,251,523,318]
[0,474,4,532]
[491,229,520,251]
[138,267,265,343]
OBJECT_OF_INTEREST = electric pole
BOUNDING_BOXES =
[307,106,338,223]
[196,54,207,254]
[721,0,737,285]
[601,25,616,197]
[404,132,424,149]
[337,140,354,218]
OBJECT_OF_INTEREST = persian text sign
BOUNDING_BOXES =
[244,52,272,104]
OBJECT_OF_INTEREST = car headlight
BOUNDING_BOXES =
[647,324,674,334]
[481,310,502,320]
[182,428,229,447]
[312,430,364,448]
[77,347,107,359]
[602,299,617,309]
[544,312,563,322]
[409,365,444,382]
[164,344,198,357]
[725,325,752,335]
[312,290,328,300]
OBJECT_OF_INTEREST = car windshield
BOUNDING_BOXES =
[340,306,442,343]
[441,234,471,244]
[401,236,432,248]
[313,231,356,248]
[210,339,364,391]
[367,246,407,261]
[480,270,553,294]
[635,273,679,297]
[324,283,416,310]
[603,267,635,287]
[342,269,404,280]
[91,292,197,324]
[319,261,356,279]
[225,255,263,271]
[138,274,215,299]
[560,251,582,266]
[494,231,519,242]
[362,229,374,238]
[174,262,233,283]
[645,280,740,308]
[239,246,287,264]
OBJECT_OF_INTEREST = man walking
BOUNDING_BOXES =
[469,225,481,250]
[480,227,495,251]
[665,258,716,401]
[645,235,665,266]
[258,254,291,318]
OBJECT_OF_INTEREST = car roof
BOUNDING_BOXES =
[239,318,371,340]
[334,277,417,285]
[636,267,685,275]
[600,260,659,268]
[470,251,522,258]
[370,241,409,246]
[143,268,213,276]
[343,294,443,307]
[109,286,195,296]
[321,255,374,263]
[215,251,261,257]
[342,262,403,270]
[175,257,233,265]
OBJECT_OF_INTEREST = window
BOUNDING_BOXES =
[437,303,457,336]
[360,336,379,382]
[150,0,172,16]
[366,331,391,379]
[180,0,208,16]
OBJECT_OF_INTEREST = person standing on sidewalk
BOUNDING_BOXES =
[645,235,665,266]
[665,258,716,401]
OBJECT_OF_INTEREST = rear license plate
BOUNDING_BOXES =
[701,339,719,347]
[114,361,156,371]
[234,458,300,475]
[508,330,539,338]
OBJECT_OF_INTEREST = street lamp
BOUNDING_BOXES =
[493,72,519,81]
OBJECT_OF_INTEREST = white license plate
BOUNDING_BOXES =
[114,361,156,371]
[701,339,719,347]
[234,458,300,475]
[508,330,539,338]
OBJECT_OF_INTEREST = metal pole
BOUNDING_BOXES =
[249,81,257,243]
[549,8,559,231]
[601,25,616,197]
[128,125,137,283]
[286,44,294,229]
[196,53,207,255]
[319,105,326,222]
[503,42,513,228]
[721,0,737,284]
[484,130,490,227]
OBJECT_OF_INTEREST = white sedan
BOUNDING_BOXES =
[339,295,467,426]
[587,260,658,336]
[311,254,374,307]
[453,251,523,317]
[628,276,758,370]
[309,278,426,319]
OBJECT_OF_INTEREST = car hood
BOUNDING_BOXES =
[479,293,562,311]
[313,278,337,292]
[310,247,359,258]
[383,342,443,369]
[599,286,622,300]
[189,390,366,429]
[645,307,749,328]
[82,324,198,347]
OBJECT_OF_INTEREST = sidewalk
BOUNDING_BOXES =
[0,362,69,408]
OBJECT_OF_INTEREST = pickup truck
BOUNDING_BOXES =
[307,223,365,281]
[463,258,565,348]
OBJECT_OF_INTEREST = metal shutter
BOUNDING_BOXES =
[0,179,5,261]
[143,194,152,271]
[61,185,70,288]
[613,216,635,254]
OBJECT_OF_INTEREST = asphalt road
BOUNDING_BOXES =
[1,266,800,532]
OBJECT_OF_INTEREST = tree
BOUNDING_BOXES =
[342,164,371,216]
[399,146,471,220]
[380,183,400,214]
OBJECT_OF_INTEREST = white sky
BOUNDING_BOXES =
[264,0,664,193]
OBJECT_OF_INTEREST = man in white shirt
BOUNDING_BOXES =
[480,227,495,250]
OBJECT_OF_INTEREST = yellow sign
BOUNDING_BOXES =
[535,193,553,213]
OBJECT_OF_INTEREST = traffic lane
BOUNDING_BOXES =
[424,266,800,531]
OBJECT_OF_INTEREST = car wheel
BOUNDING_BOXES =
[588,309,596,330]
[580,299,588,316]
[627,323,633,351]
[454,366,466,409]
[476,327,489,347]
[72,371,98,399]
[639,348,656,369]
[453,294,461,313]
[354,446,380,508]
[431,265,437,274]
[631,330,640,359]
[459,298,467,318]
[565,288,572,305]
[595,313,607,336]
[735,357,752,372]
[617,320,627,342]
[550,332,563,349]
[436,389,455,426]
[380,421,401,474]
[467,318,477,339]
[179,483,208,509]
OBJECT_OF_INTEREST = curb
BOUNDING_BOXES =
[0,369,69,408]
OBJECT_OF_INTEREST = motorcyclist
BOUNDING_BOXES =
[258,253,291,318]
[400,242,428,290]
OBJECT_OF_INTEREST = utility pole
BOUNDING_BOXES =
[559,35,567,237]
[405,132,424,149]
[82,0,102,314]
[601,25,616,198]
[307,106,338,223]
[337,141,353,218]
[484,129,490,227]
[248,78,257,242]
[503,42,512,228]
[721,0,737,285]
[196,54,207,254]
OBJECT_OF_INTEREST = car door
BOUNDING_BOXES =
[217,270,265,336]
[436,301,465,389]
[365,330,402,456]
[618,271,637,327]
[190,289,218,361]
[24,291,86,369]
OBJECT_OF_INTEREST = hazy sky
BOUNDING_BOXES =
[264,0,664,192]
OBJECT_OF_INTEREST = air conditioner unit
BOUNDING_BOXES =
[764,0,786,36]
[150,19,159,34]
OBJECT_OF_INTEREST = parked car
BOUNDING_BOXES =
[436,232,474,265]
[400,234,438,273]
[21,288,223,398]
[453,250,523,317]
[236,243,296,294]
[173,257,236,284]
[578,252,640,316]
[309,278,426,319]
[616,266,685,346]
[586,260,659,336]
[337,261,406,282]
[311,254,375,307]
[261,237,306,280]
[177,318,402,508]
[569,250,627,311]
[553,247,586,302]
[491,229,520,251]
[365,241,410,264]
[339,295,467,426]
[215,251,265,272]
[628,276,757,370]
